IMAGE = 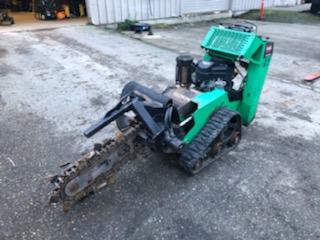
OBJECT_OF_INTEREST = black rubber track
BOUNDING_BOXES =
[179,108,241,175]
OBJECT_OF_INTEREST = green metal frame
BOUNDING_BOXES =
[183,26,273,143]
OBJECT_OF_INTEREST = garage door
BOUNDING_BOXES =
[182,0,229,14]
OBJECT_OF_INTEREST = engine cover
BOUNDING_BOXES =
[195,59,235,91]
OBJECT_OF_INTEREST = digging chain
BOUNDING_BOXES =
[49,122,141,212]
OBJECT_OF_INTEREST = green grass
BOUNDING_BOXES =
[240,9,320,24]
[150,23,171,29]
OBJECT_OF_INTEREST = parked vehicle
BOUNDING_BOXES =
[0,0,14,25]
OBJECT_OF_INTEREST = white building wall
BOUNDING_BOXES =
[182,0,229,14]
[86,0,181,25]
[86,0,302,25]
[232,0,274,11]
[274,0,301,6]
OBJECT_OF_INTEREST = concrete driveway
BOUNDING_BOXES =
[0,21,319,240]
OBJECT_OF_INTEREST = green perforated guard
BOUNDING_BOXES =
[201,27,256,57]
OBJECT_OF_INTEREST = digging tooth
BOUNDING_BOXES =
[106,172,116,185]
[57,177,64,184]
[63,201,72,213]
[96,181,108,190]
[64,169,71,177]
[47,174,59,183]
[73,162,79,167]
[49,189,61,204]
[59,162,72,169]
[87,151,96,159]
[49,195,60,204]
[94,143,102,152]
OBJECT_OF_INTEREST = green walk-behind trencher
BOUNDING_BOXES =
[49,22,274,212]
